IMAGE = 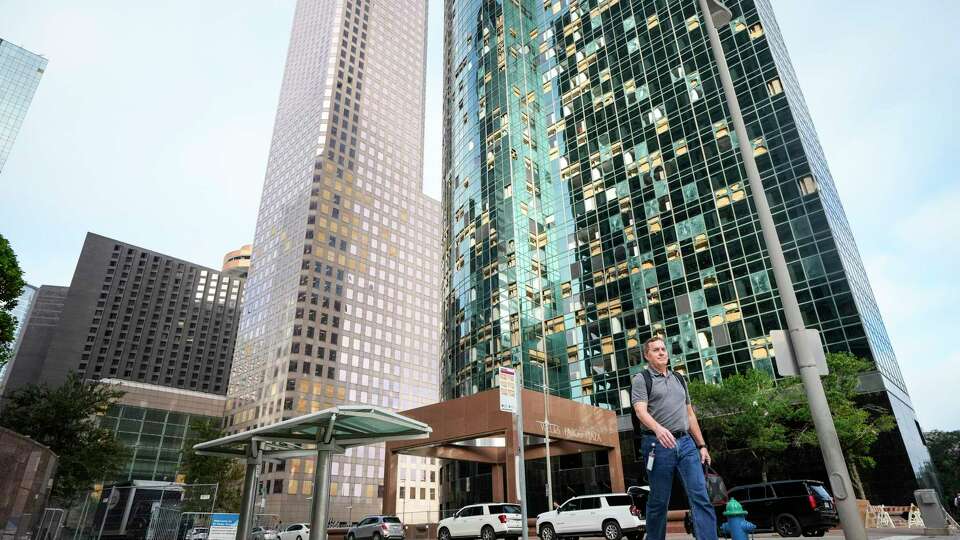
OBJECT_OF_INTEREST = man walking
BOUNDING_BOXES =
[632,336,716,540]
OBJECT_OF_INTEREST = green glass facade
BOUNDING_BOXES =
[100,404,219,482]
[441,0,933,507]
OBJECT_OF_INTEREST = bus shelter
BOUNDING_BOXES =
[193,406,432,540]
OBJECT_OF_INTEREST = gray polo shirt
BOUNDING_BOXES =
[631,367,690,432]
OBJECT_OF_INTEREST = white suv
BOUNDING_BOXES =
[537,494,645,540]
[438,503,524,540]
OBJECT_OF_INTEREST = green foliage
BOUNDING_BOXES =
[803,354,896,467]
[925,430,960,501]
[690,368,806,481]
[0,373,129,504]
[0,233,26,368]
[181,419,244,512]
[688,352,894,496]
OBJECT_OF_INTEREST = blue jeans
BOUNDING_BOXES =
[640,434,717,540]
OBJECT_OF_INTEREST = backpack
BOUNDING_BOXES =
[631,369,689,457]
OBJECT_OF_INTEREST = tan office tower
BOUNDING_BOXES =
[225,0,440,524]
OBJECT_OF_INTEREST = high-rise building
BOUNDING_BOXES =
[0,39,47,173]
[222,245,252,279]
[1,232,244,396]
[440,0,933,508]
[0,285,67,396]
[225,0,441,523]
[0,283,37,386]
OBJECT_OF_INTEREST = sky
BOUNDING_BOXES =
[0,1,957,430]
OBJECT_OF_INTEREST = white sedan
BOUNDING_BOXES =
[277,523,311,540]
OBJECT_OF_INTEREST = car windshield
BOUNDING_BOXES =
[383,517,401,523]
[809,484,831,500]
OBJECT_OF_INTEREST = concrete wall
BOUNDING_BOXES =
[0,427,58,540]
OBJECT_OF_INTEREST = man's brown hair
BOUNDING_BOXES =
[643,335,665,354]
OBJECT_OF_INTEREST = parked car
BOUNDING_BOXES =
[277,523,311,540]
[537,493,645,540]
[251,527,280,540]
[346,515,404,540]
[186,527,209,540]
[687,480,838,538]
[438,503,524,540]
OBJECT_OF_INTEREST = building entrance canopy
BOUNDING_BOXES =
[383,389,624,515]
[194,406,431,540]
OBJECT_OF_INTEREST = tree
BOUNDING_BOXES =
[180,418,245,512]
[689,368,806,482]
[0,373,129,503]
[0,233,26,369]
[794,352,896,499]
[925,430,960,503]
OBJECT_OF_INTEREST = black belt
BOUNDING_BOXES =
[641,430,689,439]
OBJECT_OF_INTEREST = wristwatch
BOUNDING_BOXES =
[697,444,707,450]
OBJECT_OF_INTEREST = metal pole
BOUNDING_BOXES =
[97,488,114,540]
[238,441,260,540]
[515,363,528,540]
[696,2,866,539]
[539,362,553,510]
[308,449,333,540]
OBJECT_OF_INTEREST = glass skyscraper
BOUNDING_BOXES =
[225,0,442,523]
[440,0,932,507]
[0,39,46,173]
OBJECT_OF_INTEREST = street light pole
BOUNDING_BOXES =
[696,2,867,539]
[537,361,554,511]
[515,361,529,540]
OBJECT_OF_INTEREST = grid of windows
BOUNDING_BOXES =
[99,404,220,482]
[226,0,441,524]
[0,39,46,172]
[73,236,243,394]
[440,0,918,507]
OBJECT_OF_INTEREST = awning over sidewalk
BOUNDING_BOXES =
[194,405,432,540]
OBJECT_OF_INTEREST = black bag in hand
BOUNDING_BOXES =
[704,465,728,506]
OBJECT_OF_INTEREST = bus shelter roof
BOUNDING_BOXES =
[193,405,432,459]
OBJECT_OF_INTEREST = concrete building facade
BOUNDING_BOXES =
[222,245,252,279]
[225,0,441,524]
[1,233,244,397]
[0,285,68,396]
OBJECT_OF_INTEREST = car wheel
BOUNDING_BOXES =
[348,535,355,540]
[775,514,801,538]
[539,523,556,540]
[481,525,495,540]
[439,528,452,540]
[802,530,825,537]
[602,520,622,540]
[297,536,303,540]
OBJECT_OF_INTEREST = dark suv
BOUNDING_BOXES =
[725,480,838,537]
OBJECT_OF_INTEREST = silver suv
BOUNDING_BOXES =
[346,516,404,540]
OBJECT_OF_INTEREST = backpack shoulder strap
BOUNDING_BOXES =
[674,372,689,400]
[642,369,652,399]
